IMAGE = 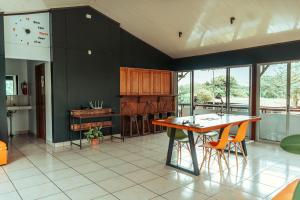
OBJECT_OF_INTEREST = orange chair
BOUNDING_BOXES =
[272,179,300,200]
[227,121,249,167]
[0,141,7,165]
[199,125,232,173]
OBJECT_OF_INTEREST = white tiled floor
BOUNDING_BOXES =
[1,133,300,200]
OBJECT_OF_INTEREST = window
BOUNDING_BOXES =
[6,75,18,95]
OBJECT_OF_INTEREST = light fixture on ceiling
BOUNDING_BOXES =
[230,17,235,25]
[178,32,183,38]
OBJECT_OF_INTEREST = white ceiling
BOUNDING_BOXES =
[1,0,300,58]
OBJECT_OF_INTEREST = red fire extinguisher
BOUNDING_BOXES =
[21,82,28,95]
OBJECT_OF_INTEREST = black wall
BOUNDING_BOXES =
[120,29,172,68]
[51,6,171,143]
[173,40,300,70]
[0,15,8,144]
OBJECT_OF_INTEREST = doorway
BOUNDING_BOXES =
[35,63,46,140]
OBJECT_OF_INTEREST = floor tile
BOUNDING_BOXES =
[110,163,140,174]
[73,162,104,174]
[163,171,198,186]
[63,157,92,167]
[38,193,70,200]
[124,169,159,184]
[130,158,160,168]
[162,187,208,200]
[53,175,92,191]
[18,182,61,200]
[98,158,126,168]
[65,183,108,200]
[120,154,144,162]
[0,191,21,200]
[0,181,15,194]
[235,179,278,198]
[185,179,228,196]
[7,167,41,180]
[94,194,119,200]
[85,153,113,162]
[212,187,263,200]
[141,177,181,195]
[85,169,118,182]
[97,176,136,193]
[113,185,157,200]
[248,172,290,188]
[37,162,69,173]
[12,174,50,190]
[45,168,79,181]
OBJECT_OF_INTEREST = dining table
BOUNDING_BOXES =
[152,113,261,176]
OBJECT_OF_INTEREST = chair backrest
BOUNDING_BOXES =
[233,121,249,142]
[215,125,232,150]
[167,128,187,140]
[166,116,188,140]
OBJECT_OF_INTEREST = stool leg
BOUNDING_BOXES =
[142,118,145,135]
[135,119,140,136]
[130,118,133,137]
[147,118,150,133]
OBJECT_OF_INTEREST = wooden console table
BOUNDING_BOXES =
[69,108,123,149]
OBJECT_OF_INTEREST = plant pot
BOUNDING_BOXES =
[91,138,99,145]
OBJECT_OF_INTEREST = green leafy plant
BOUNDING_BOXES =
[84,126,103,142]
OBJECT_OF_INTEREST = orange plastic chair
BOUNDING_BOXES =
[199,125,232,173]
[228,121,249,167]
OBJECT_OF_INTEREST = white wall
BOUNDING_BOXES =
[4,12,50,61]
[6,59,30,134]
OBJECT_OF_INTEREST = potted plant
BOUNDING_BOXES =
[84,126,103,145]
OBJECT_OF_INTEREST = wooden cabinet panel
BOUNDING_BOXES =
[127,68,139,95]
[161,71,171,95]
[138,70,152,95]
[120,67,173,96]
[120,67,127,95]
[152,71,162,95]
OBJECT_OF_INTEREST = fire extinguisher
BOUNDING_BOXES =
[21,82,28,95]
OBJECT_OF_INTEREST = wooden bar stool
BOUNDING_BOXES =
[138,114,150,135]
[122,115,140,137]
[149,113,161,133]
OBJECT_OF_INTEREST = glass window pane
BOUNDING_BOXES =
[229,66,250,113]
[194,68,226,114]
[177,72,191,116]
[289,61,300,136]
[259,63,287,141]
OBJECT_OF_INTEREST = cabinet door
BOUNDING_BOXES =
[152,71,162,95]
[120,67,127,95]
[138,70,152,95]
[127,68,139,95]
[161,71,172,95]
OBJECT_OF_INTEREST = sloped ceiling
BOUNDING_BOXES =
[1,0,300,58]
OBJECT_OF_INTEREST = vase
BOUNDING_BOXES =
[91,138,99,145]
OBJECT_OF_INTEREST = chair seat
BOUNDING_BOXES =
[204,131,219,137]
[199,141,219,148]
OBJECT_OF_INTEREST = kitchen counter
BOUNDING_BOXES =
[7,106,32,111]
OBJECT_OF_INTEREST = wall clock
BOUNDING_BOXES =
[4,13,50,47]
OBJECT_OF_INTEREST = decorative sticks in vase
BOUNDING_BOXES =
[89,100,103,109]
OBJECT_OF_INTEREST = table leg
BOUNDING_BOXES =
[241,140,248,156]
[187,130,200,175]
[166,128,175,164]
[166,128,200,176]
